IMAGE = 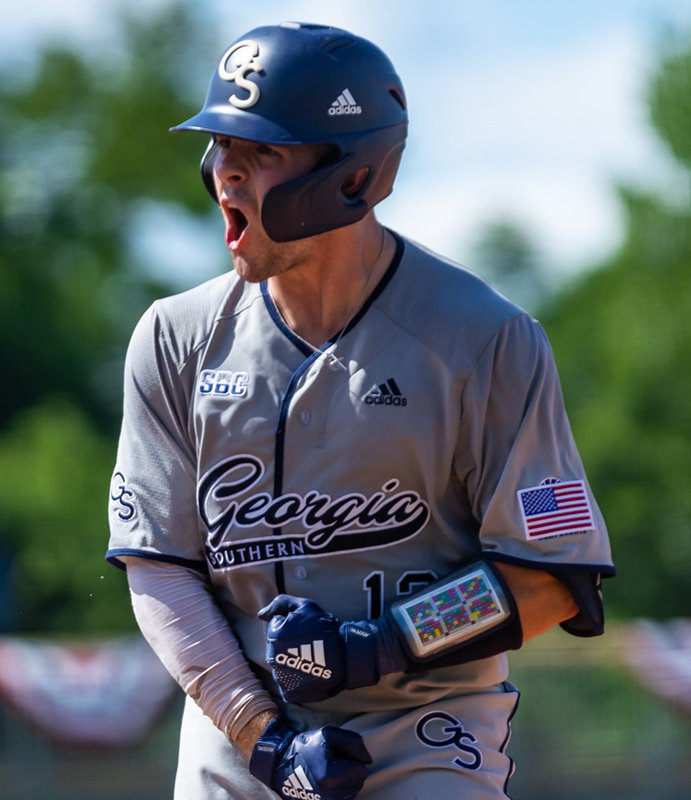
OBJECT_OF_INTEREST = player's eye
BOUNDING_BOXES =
[255,143,279,157]
[214,136,232,149]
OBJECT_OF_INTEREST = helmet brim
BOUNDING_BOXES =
[170,108,322,147]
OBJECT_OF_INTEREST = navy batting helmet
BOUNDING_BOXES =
[170,22,408,242]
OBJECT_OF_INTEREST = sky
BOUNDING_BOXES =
[5,0,690,284]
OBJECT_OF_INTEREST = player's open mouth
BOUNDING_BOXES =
[225,207,249,251]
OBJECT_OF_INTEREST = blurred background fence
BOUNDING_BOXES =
[507,623,691,800]
[0,623,689,800]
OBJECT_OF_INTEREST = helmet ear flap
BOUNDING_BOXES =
[200,138,220,202]
[340,167,372,202]
[261,156,368,242]
[261,127,405,242]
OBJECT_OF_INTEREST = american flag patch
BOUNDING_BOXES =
[518,479,595,539]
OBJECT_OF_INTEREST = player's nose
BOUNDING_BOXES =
[213,140,250,185]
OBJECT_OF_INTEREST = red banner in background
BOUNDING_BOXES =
[2,621,687,751]
[0,635,179,748]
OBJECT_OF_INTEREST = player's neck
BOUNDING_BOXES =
[268,220,392,347]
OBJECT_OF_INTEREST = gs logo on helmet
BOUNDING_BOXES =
[218,40,263,109]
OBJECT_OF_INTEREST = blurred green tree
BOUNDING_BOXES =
[0,400,131,632]
[539,34,691,618]
[0,3,225,633]
[0,2,218,433]
[470,219,549,314]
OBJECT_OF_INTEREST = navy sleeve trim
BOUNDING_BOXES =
[105,548,207,574]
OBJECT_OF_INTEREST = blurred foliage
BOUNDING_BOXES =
[648,35,691,169]
[0,3,225,633]
[541,196,691,618]
[0,2,217,434]
[0,5,689,632]
[0,399,133,633]
[539,35,691,619]
[470,219,550,314]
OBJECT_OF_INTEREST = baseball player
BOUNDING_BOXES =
[107,22,615,800]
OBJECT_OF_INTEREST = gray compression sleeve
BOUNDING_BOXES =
[124,556,276,741]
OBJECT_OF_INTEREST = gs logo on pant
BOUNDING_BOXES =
[415,711,483,771]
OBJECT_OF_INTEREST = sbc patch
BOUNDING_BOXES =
[517,479,594,539]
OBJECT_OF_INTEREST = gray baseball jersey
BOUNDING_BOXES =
[107,230,613,724]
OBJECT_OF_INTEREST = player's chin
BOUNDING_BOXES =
[228,250,250,277]
[229,250,265,283]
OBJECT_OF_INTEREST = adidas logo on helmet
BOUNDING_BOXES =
[328,88,362,116]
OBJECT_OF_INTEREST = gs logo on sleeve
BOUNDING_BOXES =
[110,471,136,522]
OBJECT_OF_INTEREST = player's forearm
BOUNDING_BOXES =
[124,556,277,745]
[493,561,578,641]
[234,709,279,759]
[261,555,587,706]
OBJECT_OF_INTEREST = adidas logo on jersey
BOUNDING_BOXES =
[275,641,333,680]
[328,88,362,116]
[281,764,320,800]
[363,378,408,407]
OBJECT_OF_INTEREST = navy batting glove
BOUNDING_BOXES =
[259,595,406,703]
[249,718,372,800]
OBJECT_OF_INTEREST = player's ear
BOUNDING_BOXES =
[341,167,371,200]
